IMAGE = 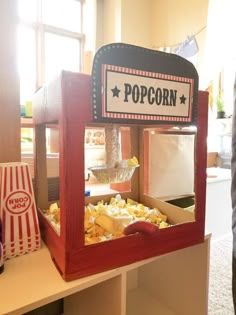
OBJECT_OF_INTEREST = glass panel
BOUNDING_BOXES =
[42,0,81,32]
[21,127,34,178]
[84,124,142,245]
[44,32,81,83]
[41,124,60,234]
[85,125,135,196]
[17,26,36,105]
[46,125,60,202]
[18,0,37,23]
[143,126,196,216]
[21,128,34,153]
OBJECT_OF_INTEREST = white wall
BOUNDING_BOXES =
[97,0,153,48]
[97,0,209,86]
[121,0,153,48]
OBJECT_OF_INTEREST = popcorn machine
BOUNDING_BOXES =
[32,43,208,281]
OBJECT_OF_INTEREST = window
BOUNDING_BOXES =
[17,0,84,106]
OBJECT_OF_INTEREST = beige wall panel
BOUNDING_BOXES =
[96,0,208,83]
[121,0,152,48]
[151,0,208,47]
[102,0,122,43]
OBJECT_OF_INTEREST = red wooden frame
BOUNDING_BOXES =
[33,71,208,281]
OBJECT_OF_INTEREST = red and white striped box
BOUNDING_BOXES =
[0,162,41,259]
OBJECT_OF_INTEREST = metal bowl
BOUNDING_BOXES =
[89,165,139,184]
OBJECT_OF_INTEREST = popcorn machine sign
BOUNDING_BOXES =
[102,64,193,122]
[5,191,32,215]
[92,43,198,125]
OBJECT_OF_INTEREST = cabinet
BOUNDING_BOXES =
[208,118,232,169]
[206,167,231,240]
[0,235,210,315]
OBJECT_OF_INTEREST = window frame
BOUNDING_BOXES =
[18,0,85,102]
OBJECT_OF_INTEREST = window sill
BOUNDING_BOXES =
[21,117,33,128]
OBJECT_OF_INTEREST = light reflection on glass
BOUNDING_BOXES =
[17,0,37,22]
[42,0,81,32]
[45,32,81,83]
[17,26,36,105]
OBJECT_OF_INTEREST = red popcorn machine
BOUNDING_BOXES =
[32,43,208,281]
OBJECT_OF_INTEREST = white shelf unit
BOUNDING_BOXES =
[1,236,210,315]
[206,167,232,240]
[63,236,210,315]
[208,118,232,169]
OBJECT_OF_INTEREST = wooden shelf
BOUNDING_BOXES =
[0,235,211,315]
[127,288,175,315]
[21,117,33,128]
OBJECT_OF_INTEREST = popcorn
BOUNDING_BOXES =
[42,194,171,245]
[127,156,139,167]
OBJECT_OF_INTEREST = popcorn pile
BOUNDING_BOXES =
[41,203,60,234]
[115,156,139,168]
[42,194,170,245]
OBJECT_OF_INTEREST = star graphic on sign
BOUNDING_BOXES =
[111,86,121,97]
[180,94,186,104]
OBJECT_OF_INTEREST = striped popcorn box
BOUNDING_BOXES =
[0,162,41,259]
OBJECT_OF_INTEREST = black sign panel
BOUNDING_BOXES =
[92,43,198,125]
